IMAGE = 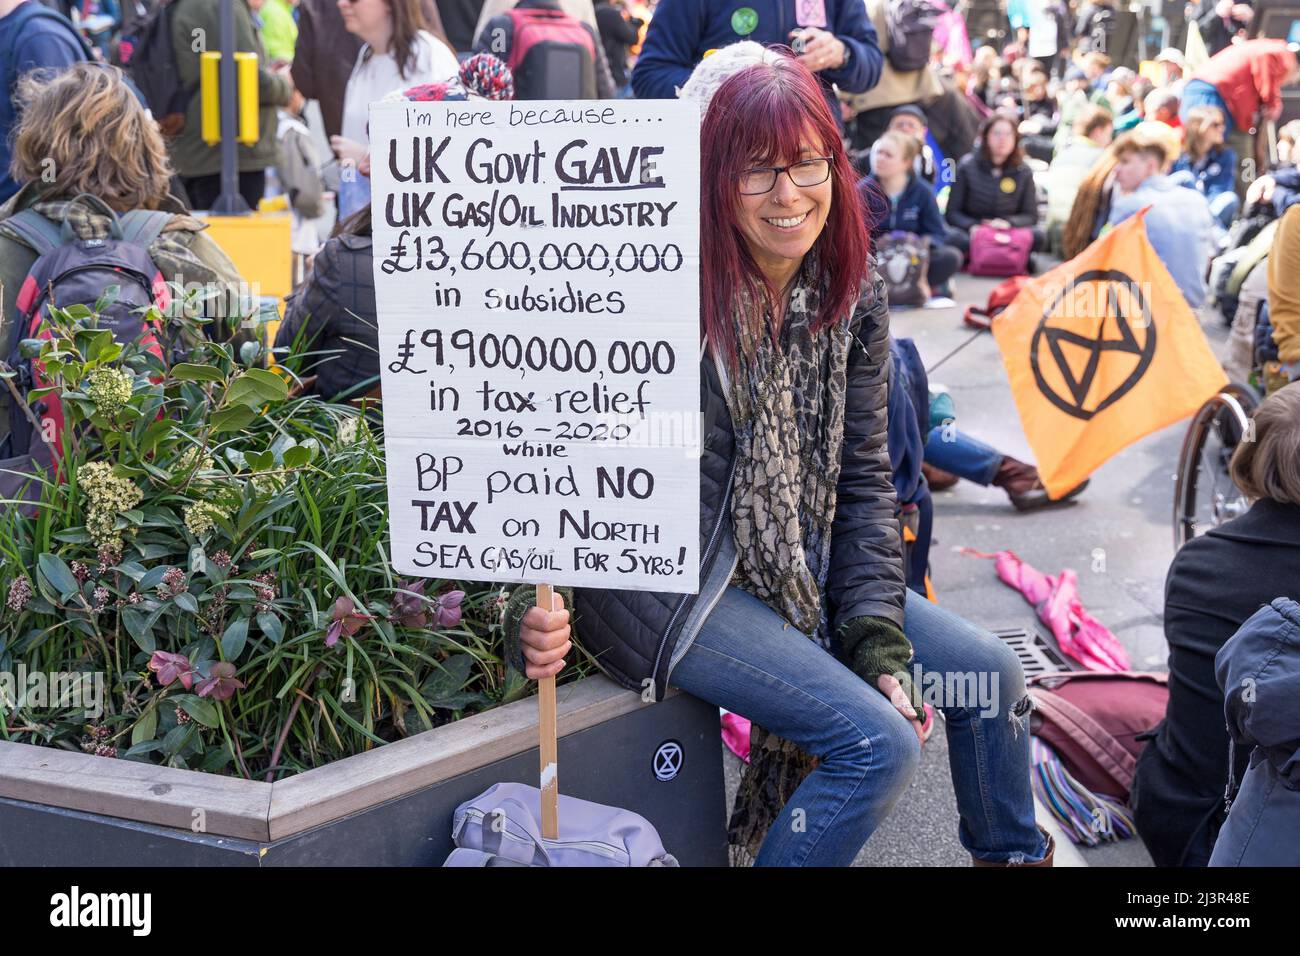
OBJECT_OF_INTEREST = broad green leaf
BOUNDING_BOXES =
[210,405,257,434]
[121,608,155,652]
[172,363,227,383]
[174,591,199,614]
[283,445,312,468]
[221,616,249,660]
[257,612,284,644]
[223,367,288,408]
[37,553,80,601]
[161,723,197,755]
[131,709,158,746]
[176,696,219,729]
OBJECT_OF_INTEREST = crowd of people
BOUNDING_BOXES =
[2,0,1299,868]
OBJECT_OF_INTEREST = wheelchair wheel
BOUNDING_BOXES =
[1173,382,1260,550]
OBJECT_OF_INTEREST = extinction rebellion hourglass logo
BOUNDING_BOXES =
[1029,269,1156,421]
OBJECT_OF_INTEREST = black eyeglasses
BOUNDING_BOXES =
[738,157,833,195]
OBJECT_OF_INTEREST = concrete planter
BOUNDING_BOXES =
[0,676,728,866]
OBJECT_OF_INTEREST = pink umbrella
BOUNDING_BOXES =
[964,550,1130,672]
[721,711,751,763]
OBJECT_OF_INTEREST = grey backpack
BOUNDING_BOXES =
[443,782,679,867]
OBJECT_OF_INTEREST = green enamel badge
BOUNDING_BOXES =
[731,6,758,35]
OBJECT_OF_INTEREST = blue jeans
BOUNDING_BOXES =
[924,426,1002,486]
[669,586,1044,866]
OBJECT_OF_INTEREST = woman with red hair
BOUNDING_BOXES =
[509,50,1051,866]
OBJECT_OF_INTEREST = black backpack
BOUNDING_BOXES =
[0,195,172,501]
[121,0,193,136]
[505,6,597,100]
[884,0,939,73]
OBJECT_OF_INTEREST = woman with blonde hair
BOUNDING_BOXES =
[0,63,248,447]
[1172,105,1239,230]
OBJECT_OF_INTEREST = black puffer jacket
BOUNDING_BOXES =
[570,275,905,701]
[944,153,1038,232]
[277,232,379,401]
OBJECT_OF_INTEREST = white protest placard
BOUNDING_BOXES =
[369,99,701,593]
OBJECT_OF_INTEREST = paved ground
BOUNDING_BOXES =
[717,271,1233,867]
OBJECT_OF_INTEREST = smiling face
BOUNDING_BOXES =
[735,138,833,286]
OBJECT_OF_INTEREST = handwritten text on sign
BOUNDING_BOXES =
[369,100,701,592]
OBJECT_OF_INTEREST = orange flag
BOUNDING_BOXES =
[991,209,1228,498]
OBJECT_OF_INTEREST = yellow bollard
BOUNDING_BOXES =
[200,52,221,146]
[234,52,259,145]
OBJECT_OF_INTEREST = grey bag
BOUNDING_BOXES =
[444,782,679,867]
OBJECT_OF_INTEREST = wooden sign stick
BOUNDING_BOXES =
[536,583,559,839]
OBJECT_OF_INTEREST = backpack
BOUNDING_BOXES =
[0,194,171,498]
[120,0,192,136]
[876,231,930,308]
[505,6,596,100]
[1028,671,1169,801]
[961,274,1031,330]
[443,782,678,866]
[884,0,939,73]
[966,224,1033,277]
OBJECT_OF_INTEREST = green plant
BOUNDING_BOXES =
[0,288,584,779]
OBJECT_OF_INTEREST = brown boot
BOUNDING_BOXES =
[992,456,1088,512]
[971,825,1056,867]
[922,462,960,492]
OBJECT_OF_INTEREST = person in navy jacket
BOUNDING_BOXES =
[861,130,962,294]
[631,0,882,127]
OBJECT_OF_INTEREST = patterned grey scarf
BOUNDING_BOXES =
[726,252,850,636]
[722,253,855,865]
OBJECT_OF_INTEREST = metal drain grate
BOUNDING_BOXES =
[991,627,1076,677]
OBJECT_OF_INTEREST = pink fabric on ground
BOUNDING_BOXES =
[963,549,1131,671]
[721,711,751,763]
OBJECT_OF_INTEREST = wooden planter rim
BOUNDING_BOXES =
[0,675,665,843]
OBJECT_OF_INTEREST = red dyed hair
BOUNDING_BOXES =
[700,51,870,367]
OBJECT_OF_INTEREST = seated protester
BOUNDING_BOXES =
[922,425,1088,510]
[862,131,962,299]
[1112,76,1152,132]
[1054,63,1094,151]
[1061,119,1181,258]
[513,49,1056,869]
[944,111,1045,258]
[276,208,378,401]
[0,63,248,453]
[1093,65,1135,115]
[1045,105,1112,248]
[1018,69,1059,162]
[1172,105,1239,231]
[1106,130,1215,308]
[1143,87,1182,131]
[1132,384,1300,866]
[885,104,947,193]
